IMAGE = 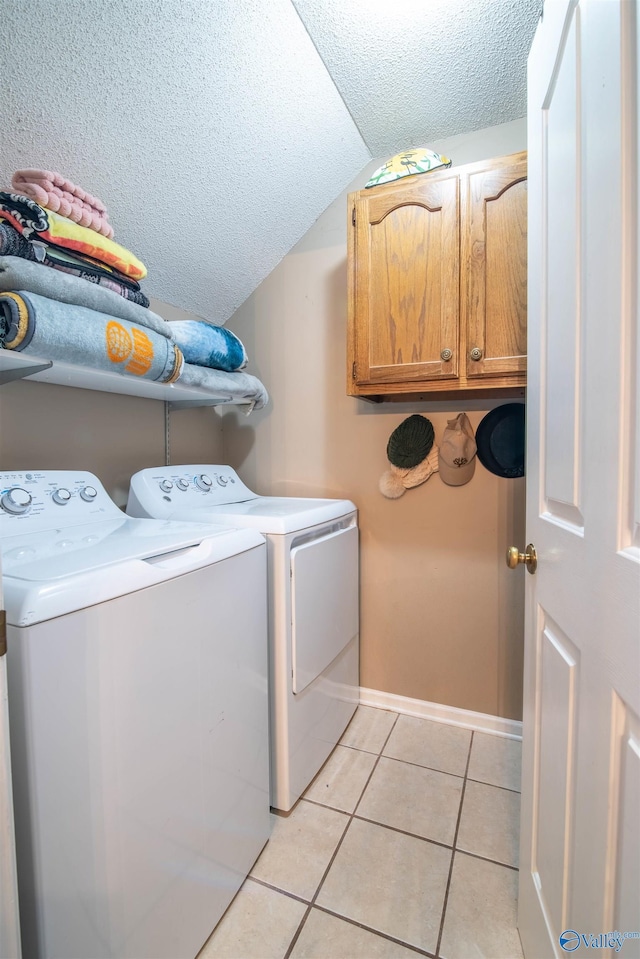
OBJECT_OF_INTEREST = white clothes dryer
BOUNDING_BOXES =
[0,470,270,959]
[127,465,359,812]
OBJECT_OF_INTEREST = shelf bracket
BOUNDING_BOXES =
[0,360,53,385]
[168,399,234,411]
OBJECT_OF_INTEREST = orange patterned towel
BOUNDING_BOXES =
[0,192,146,280]
[11,169,114,239]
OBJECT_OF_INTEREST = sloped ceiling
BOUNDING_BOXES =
[0,0,539,325]
[292,0,541,155]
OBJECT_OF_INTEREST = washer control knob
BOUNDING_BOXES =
[80,486,98,503]
[159,480,174,493]
[195,474,213,491]
[217,475,229,487]
[1,487,32,514]
[52,488,72,506]
[176,479,189,491]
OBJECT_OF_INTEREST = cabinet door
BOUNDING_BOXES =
[465,154,527,379]
[351,174,460,386]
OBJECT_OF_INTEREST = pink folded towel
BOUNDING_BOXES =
[11,169,114,239]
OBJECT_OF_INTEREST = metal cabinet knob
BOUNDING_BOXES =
[470,347,483,361]
[506,544,537,574]
[440,348,453,362]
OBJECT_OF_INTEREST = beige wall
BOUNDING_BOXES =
[0,299,223,507]
[221,119,527,720]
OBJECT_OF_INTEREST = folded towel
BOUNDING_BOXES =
[0,291,182,383]
[168,320,247,371]
[0,257,170,338]
[178,362,268,412]
[12,170,114,239]
[0,210,144,291]
[0,222,32,259]
[0,224,150,306]
[42,258,150,307]
[0,192,146,280]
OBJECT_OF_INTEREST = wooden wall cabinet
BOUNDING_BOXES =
[347,151,527,400]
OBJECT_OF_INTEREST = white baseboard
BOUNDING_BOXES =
[359,687,523,740]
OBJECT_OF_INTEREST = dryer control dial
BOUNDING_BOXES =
[80,486,98,503]
[195,474,213,491]
[52,488,72,506]
[217,475,229,487]
[159,480,174,493]
[1,487,33,514]
[176,479,189,491]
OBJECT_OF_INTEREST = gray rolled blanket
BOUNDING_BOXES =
[0,290,183,384]
[0,255,171,338]
[178,362,268,411]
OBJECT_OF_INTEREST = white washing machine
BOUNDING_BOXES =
[0,470,270,959]
[127,465,359,812]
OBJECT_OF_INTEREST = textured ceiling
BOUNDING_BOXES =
[292,0,541,155]
[0,0,538,325]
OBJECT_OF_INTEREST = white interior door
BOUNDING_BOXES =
[0,552,21,959]
[520,2,640,957]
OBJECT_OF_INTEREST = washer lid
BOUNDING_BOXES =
[1,516,254,582]
[168,497,357,535]
[2,517,264,627]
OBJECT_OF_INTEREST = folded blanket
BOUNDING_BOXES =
[43,259,150,306]
[0,221,32,259]
[168,320,247,371]
[0,291,182,383]
[0,221,127,281]
[178,362,268,412]
[0,257,170,338]
[12,169,114,239]
[0,192,146,280]
[0,224,150,306]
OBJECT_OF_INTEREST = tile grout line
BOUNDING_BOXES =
[302,800,457,853]
[301,799,521,872]
[454,848,520,872]
[434,730,475,958]
[466,776,522,795]
[282,710,401,959]
[334,738,522,793]
[312,903,438,958]
[344,744,521,794]
[246,875,312,906]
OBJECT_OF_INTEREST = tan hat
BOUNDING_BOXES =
[438,413,477,486]
[379,445,439,498]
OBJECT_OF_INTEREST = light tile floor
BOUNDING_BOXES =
[198,705,523,959]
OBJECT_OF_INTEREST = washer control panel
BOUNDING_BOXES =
[0,471,121,531]
[127,465,257,518]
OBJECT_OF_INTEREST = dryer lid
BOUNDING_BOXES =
[168,497,357,535]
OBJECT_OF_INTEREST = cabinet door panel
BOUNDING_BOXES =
[465,157,528,378]
[353,176,459,385]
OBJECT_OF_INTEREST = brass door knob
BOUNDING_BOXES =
[506,544,537,574]
[470,347,483,361]
[440,348,453,362]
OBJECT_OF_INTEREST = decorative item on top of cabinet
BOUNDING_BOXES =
[347,151,527,401]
